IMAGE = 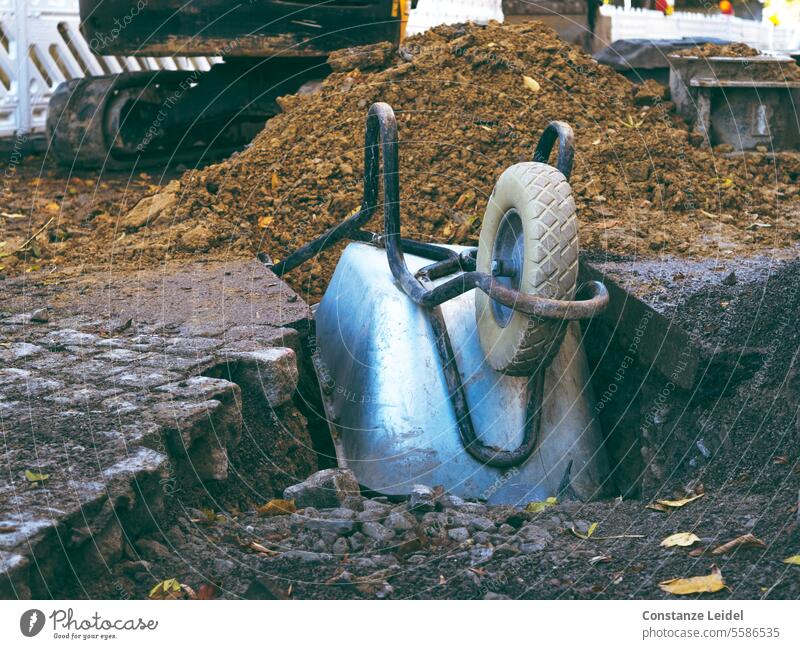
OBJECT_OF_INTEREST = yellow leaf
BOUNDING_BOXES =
[647,493,704,511]
[525,496,558,513]
[257,499,296,516]
[271,171,280,191]
[45,202,60,212]
[783,555,800,565]
[148,578,183,600]
[521,75,540,93]
[258,216,274,229]
[25,470,50,483]
[571,522,599,539]
[659,565,726,595]
[660,532,700,548]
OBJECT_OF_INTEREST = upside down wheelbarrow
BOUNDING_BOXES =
[271,102,610,505]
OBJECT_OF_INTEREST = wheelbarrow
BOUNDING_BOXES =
[271,102,610,505]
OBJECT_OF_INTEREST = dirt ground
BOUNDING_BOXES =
[0,154,186,277]
[70,478,800,600]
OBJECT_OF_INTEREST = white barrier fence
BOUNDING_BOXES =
[0,0,504,140]
[601,5,800,52]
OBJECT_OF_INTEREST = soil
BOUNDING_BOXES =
[673,42,762,58]
[671,41,800,82]
[0,156,184,277]
[4,21,800,301]
[77,480,800,600]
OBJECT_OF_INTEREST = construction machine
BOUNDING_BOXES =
[48,1,414,168]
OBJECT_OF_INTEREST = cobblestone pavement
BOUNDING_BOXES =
[0,260,316,597]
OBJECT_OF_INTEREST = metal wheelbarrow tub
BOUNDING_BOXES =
[314,242,609,504]
[272,102,611,505]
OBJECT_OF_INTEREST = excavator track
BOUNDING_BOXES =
[46,70,264,169]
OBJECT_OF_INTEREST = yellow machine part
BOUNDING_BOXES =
[393,0,411,40]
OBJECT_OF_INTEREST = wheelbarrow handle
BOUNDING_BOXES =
[271,102,393,276]
[533,120,575,180]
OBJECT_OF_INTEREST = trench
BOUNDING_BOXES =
[23,253,800,599]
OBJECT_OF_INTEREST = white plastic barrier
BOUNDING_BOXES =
[600,5,800,52]
[407,0,503,35]
[0,0,218,138]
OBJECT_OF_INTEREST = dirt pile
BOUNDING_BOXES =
[158,21,800,297]
[7,21,800,297]
[671,41,800,81]
[673,42,761,58]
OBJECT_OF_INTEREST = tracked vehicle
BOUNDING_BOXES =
[48,1,414,167]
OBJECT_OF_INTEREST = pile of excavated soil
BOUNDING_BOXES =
[673,42,761,58]
[671,42,800,82]
[7,21,800,298]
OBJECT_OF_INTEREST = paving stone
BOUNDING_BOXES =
[0,260,311,598]
[448,527,470,543]
[0,343,43,362]
[384,511,415,532]
[408,484,436,512]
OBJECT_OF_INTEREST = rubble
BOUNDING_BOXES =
[283,469,362,509]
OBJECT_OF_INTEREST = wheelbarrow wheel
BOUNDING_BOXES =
[475,162,578,375]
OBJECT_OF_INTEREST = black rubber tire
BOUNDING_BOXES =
[475,162,578,375]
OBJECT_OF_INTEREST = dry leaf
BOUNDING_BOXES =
[25,470,50,486]
[257,498,296,516]
[659,565,726,595]
[148,578,185,600]
[45,202,60,212]
[782,555,800,566]
[453,190,475,210]
[660,532,701,548]
[271,171,280,191]
[258,215,274,229]
[571,522,599,539]
[711,533,765,555]
[525,496,558,513]
[248,541,278,556]
[589,554,613,565]
[596,219,621,230]
[522,75,540,93]
[647,493,704,511]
